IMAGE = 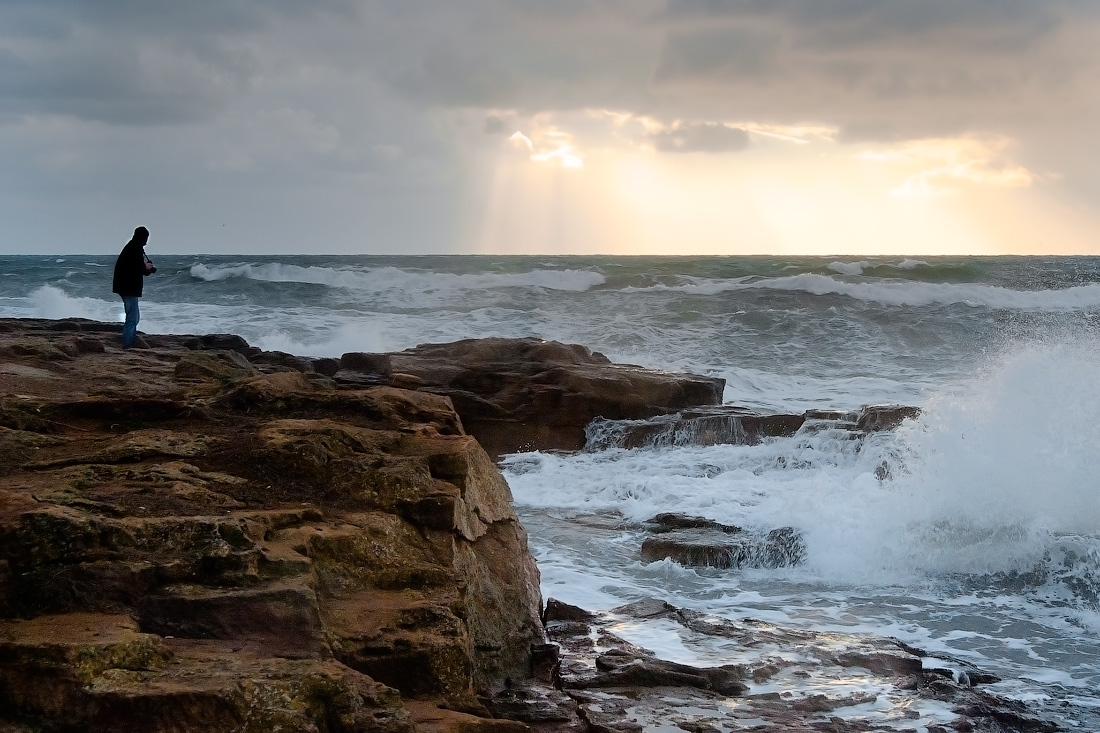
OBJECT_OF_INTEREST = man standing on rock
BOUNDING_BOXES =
[111,226,157,349]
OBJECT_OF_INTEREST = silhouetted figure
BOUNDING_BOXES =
[111,226,156,348]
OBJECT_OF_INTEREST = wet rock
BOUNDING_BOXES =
[954,690,1059,732]
[791,692,877,712]
[829,647,923,677]
[542,599,1051,733]
[856,404,922,432]
[640,525,806,569]
[529,642,560,682]
[486,684,577,722]
[543,598,596,623]
[587,403,922,452]
[585,407,799,450]
[642,513,740,534]
[609,597,676,618]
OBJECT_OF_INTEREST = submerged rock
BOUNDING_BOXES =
[587,403,922,451]
[541,596,1056,733]
[640,513,806,570]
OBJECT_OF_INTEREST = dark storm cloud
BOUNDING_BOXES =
[1,1,1094,130]
[0,42,244,125]
[656,0,1063,40]
[650,122,750,153]
[1,0,346,36]
[641,0,1100,154]
[0,0,352,125]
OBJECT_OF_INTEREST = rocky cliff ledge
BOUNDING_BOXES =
[334,338,726,459]
[0,319,564,732]
[0,319,1064,732]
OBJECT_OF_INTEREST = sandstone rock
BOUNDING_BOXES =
[135,580,328,658]
[181,333,253,353]
[249,349,317,373]
[0,428,62,473]
[335,337,725,458]
[173,350,258,382]
[0,616,412,732]
[0,321,545,731]
[390,372,425,389]
[1,318,1030,733]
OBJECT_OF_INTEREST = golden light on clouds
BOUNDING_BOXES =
[509,129,584,168]
[474,109,1097,256]
[859,137,1035,198]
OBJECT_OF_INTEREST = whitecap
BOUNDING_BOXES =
[28,285,120,322]
[827,261,869,276]
[189,262,606,303]
[896,259,929,269]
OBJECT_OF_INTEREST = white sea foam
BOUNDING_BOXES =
[189,261,606,299]
[27,285,121,322]
[508,335,1100,587]
[505,341,1100,666]
[868,337,1100,575]
[827,260,869,276]
[624,272,1100,310]
[896,259,929,269]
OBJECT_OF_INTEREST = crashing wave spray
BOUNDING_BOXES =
[814,335,1100,592]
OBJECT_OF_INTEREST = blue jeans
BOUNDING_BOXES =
[121,296,140,348]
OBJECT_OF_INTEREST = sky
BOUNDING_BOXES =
[1,1,1099,256]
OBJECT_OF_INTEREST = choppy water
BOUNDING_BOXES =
[3,253,1100,727]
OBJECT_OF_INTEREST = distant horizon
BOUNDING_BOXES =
[8,251,1100,259]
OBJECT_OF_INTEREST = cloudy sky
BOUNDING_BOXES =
[2,1,1099,256]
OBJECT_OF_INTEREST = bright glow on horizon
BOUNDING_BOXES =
[468,109,1100,256]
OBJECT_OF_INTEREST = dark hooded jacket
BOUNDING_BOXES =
[112,227,150,297]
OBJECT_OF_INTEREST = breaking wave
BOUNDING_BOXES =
[26,285,121,322]
[625,273,1100,310]
[189,262,606,294]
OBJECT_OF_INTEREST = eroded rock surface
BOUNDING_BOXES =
[0,319,544,732]
[585,404,921,451]
[640,513,806,570]
[0,319,1062,733]
[337,338,726,458]
[529,598,1057,733]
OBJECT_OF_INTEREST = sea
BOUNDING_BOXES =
[3,253,1100,729]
